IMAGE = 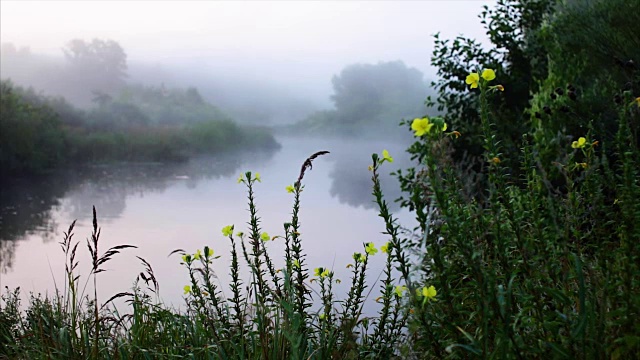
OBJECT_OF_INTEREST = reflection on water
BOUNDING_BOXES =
[0,175,70,273]
[60,153,269,223]
[0,137,417,313]
[0,149,275,273]
[328,142,410,211]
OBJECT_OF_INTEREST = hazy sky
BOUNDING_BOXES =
[1,1,494,99]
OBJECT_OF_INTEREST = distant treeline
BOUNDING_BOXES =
[1,40,321,126]
[0,80,279,176]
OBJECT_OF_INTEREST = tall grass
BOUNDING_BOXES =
[0,151,408,359]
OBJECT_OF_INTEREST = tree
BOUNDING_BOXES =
[292,61,430,138]
[331,61,428,127]
[62,39,128,99]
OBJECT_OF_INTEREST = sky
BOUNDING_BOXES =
[1,0,494,101]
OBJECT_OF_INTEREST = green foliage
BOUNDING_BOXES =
[429,0,555,164]
[0,81,280,176]
[399,3,640,356]
[113,84,232,126]
[395,68,640,358]
[530,0,640,152]
[0,81,66,174]
[431,0,639,176]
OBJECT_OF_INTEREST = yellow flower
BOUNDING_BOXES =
[183,285,191,295]
[367,165,374,172]
[206,248,214,257]
[421,285,437,300]
[236,231,244,237]
[571,137,587,149]
[380,242,391,254]
[576,162,588,169]
[237,174,244,183]
[182,254,191,263]
[481,69,496,81]
[352,252,365,262]
[382,149,394,163]
[394,285,407,297]
[319,313,326,320]
[442,122,447,131]
[292,259,300,268]
[286,185,295,193]
[260,232,270,242]
[222,225,234,237]
[314,267,329,278]
[491,157,501,164]
[466,73,480,89]
[254,172,261,182]
[365,242,378,256]
[194,249,202,260]
[411,117,434,137]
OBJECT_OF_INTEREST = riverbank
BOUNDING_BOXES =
[0,80,281,178]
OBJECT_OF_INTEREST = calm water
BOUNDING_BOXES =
[0,137,416,311]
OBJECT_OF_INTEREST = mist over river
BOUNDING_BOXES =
[0,137,417,312]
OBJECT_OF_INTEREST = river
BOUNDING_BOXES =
[0,136,418,313]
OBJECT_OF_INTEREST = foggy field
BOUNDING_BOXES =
[1,1,639,359]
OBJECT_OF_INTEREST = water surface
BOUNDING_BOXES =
[1,137,417,312]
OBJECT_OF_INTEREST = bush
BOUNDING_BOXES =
[0,81,66,174]
[394,72,640,358]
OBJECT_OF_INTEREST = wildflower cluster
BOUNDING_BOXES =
[410,114,458,139]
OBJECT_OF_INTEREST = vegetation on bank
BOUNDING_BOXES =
[1,0,639,358]
[0,81,280,176]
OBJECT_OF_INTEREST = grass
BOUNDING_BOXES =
[1,75,639,359]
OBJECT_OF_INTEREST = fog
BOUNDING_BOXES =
[1,1,492,123]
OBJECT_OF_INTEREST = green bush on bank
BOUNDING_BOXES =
[0,82,67,174]
[0,81,280,176]
[397,71,639,358]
